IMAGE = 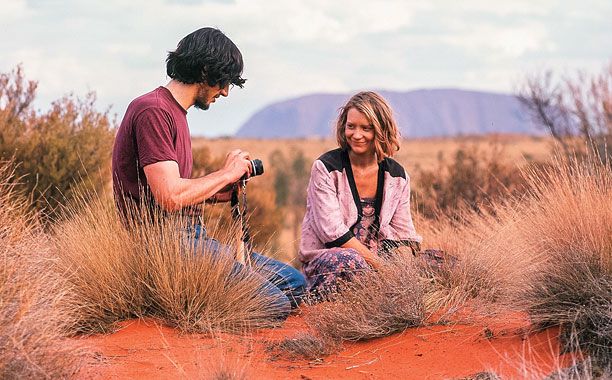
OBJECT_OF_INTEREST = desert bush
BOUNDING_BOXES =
[543,358,611,380]
[306,251,426,341]
[266,331,339,361]
[415,204,537,315]
[0,161,81,379]
[53,191,289,334]
[270,149,309,258]
[134,212,289,332]
[503,353,610,380]
[421,156,611,366]
[191,145,224,178]
[52,195,146,333]
[412,143,528,220]
[0,161,32,242]
[516,159,612,369]
[0,65,114,222]
[518,62,611,163]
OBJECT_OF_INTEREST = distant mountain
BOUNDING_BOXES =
[235,89,540,138]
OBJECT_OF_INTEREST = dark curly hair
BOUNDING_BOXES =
[166,27,246,88]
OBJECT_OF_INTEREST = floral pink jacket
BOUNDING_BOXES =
[299,148,422,264]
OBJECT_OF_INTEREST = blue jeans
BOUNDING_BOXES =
[186,224,305,321]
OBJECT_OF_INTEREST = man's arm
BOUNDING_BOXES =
[143,149,251,211]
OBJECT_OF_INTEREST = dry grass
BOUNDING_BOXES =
[267,331,339,361]
[516,159,612,369]
[203,336,251,380]
[416,204,537,316]
[0,161,82,379]
[541,359,611,380]
[52,196,146,333]
[306,251,426,341]
[501,352,610,380]
[53,192,290,334]
[418,157,611,369]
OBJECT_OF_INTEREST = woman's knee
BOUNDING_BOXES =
[326,249,369,272]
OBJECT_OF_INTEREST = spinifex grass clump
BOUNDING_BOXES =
[0,161,81,379]
[133,212,289,332]
[416,204,535,317]
[53,197,146,333]
[306,252,426,341]
[54,192,288,334]
[517,159,612,369]
[267,331,339,361]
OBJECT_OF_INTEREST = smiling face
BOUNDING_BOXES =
[193,82,230,110]
[344,107,375,157]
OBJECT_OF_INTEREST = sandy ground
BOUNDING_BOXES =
[78,312,569,380]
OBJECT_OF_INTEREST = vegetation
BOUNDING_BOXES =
[270,148,309,259]
[53,192,290,334]
[1,63,609,377]
[0,161,81,379]
[518,62,611,163]
[267,331,339,361]
[306,251,426,341]
[0,66,115,222]
[518,159,611,369]
[411,143,529,220]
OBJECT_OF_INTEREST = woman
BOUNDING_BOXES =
[299,91,422,297]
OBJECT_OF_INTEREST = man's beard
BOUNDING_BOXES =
[193,84,210,110]
[194,99,209,110]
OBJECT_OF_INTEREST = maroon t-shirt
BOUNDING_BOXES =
[112,87,192,218]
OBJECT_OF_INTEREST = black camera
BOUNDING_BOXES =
[249,159,264,177]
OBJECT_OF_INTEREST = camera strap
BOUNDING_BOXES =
[230,179,252,265]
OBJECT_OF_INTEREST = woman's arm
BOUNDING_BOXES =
[306,160,355,245]
[307,160,381,268]
[342,237,382,269]
[387,172,422,247]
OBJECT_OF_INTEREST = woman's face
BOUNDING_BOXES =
[344,107,375,156]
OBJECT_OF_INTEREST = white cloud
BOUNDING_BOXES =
[441,22,553,58]
[0,0,609,136]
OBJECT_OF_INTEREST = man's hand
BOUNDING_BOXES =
[142,149,253,211]
[207,187,234,203]
[221,149,252,183]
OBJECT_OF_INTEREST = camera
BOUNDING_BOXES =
[249,159,264,177]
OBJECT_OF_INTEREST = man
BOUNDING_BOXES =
[112,27,305,319]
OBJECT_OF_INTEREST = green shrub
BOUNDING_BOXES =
[0,65,115,222]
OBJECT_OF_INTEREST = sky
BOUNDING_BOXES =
[1,0,611,136]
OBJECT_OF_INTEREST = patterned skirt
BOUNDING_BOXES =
[302,198,378,300]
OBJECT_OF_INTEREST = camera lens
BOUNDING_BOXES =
[250,159,264,177]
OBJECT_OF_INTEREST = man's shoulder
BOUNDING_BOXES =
[128,87,166,113]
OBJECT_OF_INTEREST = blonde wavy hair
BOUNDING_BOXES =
[335,91,401,161]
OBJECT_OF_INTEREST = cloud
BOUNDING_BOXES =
[0,0,610,136]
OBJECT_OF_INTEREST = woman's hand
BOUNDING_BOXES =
[341,237,382,270]
[361,251,382,270]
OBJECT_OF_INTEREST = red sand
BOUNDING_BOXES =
[78,313,569,379]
